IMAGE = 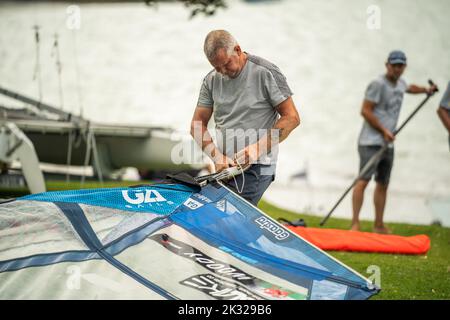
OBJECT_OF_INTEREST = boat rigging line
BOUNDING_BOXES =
[32,25,43,104]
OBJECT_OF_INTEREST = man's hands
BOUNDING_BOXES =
[213,143,260,173]
[213,154,235,173]
[234,143,259,167]
[426,84,438,95]
[361,100,396,143]
[407,83,439,95]
[382,128,395,142]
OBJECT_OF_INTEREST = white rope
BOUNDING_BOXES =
[202,159,247,194]
[80,125,92,187]
[66,129,74,184]
[90,130,104,186]
[80,125,103,187]
[72,30,84,118]
[51,33,64,111]
[32,25,43,103]
[231,160,245,194]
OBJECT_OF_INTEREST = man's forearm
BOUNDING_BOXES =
[362,109,388,135]
[190,122,223,162]
[407,84,428,94]
[256,115,300,156]
[273,115,300,143]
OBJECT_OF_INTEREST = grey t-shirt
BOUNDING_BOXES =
[439,81,450,111]
[197,53,293,167]
[440,81,450,147]
[358,75,408,146]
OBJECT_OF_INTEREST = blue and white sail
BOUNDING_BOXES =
[0,178,379,300]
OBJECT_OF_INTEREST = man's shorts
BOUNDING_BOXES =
[358,145,394,186]
[224,164,275,206]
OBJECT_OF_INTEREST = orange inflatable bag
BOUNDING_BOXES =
[285,226,430,255]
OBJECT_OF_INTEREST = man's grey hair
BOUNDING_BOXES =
[203,30,238,61]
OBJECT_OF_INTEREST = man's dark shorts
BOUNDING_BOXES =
[224,164,275,206]
[358,145,394,186]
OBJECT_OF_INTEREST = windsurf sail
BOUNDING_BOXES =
[0,174,379,300]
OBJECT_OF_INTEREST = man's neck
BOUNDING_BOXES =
[385,74,398,85]
[231,52,247,79]
[241,52,248,69]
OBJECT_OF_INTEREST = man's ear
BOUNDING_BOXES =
[235,45,242,55]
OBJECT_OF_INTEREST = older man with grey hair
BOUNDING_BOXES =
[190,30,300,205]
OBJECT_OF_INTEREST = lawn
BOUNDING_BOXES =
[1,179,449,300]
[259,200,450,300]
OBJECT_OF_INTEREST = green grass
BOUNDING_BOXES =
[259,200,450,300]
[2,180,449,299]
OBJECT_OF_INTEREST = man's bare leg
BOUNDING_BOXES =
[351,179,369,231]
[373,182,391,234]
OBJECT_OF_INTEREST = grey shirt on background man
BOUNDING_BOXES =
[439,81,450,112]
[439,81,450,147]
[358,75,408,146]
[197,53,293,169]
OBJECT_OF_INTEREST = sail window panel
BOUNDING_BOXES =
[0,200,88,262]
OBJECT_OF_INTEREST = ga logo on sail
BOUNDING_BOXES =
[121,189,167,205]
